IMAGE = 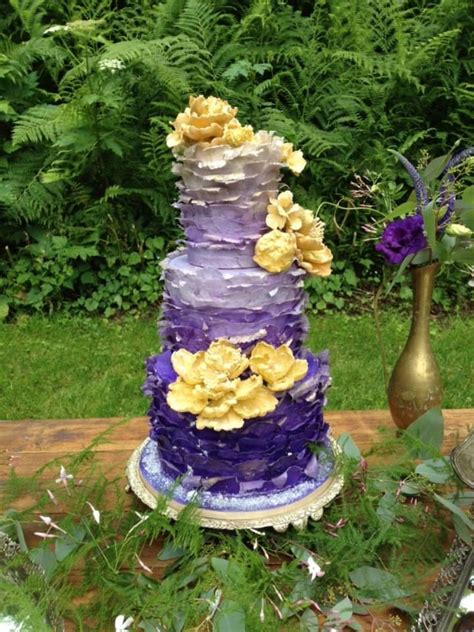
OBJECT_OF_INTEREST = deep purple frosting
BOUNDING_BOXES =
[143,350,330,495]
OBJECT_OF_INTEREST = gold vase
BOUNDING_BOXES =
[387,262,442,430]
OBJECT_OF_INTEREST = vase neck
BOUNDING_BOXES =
[409,263,439,337]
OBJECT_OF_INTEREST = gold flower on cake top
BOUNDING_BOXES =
[222,123,255,147]
[250,341,308,392]
[281,142,307,175]
[166,95,238,148]
[266,191,314,232]
[166,339,277,431]
[253,229,297,273]
[295,218,333,277]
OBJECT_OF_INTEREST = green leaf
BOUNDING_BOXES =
[300,608,319,631]
[460,208,474,230]
[422,202,437,251]
[349,566,409,603]
[213,600,246,632]
[452,513,473,546]
[332,596,353,621]
[385,199,417,221]
[337,433,361,460]
[385,253,415,295]
[30,547,57,579]
[451,244,474,265]
[404,407,444,459]
[421,152,451,183]
[461,185,474,206]
[415,458,452,484]
[433,493,474,532]
[157,542,186,560]
[376,492,397,525]
[211,557,230,578]
[55,535,79,561]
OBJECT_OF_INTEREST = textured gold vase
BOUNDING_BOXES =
[388,262,443,430]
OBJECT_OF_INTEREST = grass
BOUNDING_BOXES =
[0,312,472,420]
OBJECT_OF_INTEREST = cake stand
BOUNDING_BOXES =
[126,437,344,531]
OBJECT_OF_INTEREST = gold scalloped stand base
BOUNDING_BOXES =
[126,438,344,531]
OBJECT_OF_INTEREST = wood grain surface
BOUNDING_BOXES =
[0,410,472,631]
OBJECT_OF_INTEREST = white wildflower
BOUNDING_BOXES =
[86,502,101,524]
[43,24,71,35]
[135,553,153,574]
[98,59,125,74]
[307,555,325,581]
[34,531,57,539]
[259,598,265,623]
[115,615,134,631]
[56,465,73,487]
[46,488,58,505]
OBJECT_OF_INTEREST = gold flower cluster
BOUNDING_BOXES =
[166,95,308,175]
[166,95,254,149]
[167,339,308,431]
[253,190,333,276]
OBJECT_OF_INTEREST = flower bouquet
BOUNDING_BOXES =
[373,146,473,428]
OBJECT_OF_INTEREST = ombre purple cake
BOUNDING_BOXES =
[142,96,334,505]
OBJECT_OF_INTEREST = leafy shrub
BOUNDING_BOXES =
[1,0,473,317]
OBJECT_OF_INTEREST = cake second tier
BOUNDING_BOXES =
[160,250,309,353]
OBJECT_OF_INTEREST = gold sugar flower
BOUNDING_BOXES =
[204,339,249,379]
[253,229,297,273]
[196,375,278,431]
[295,218,333,277]
[250,342,308,392]
[171,348,206,385]
[166,95,238,148]
[222,123,254,147]
[266,191,314,232]
[281,142,307,175]
[167,339,277,432]
[167,379,208,415]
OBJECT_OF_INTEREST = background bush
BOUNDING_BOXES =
[1,0,473,319]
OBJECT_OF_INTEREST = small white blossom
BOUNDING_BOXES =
[46,488,58,505]
[98,58,125,73]
[307,555,325,581]
[135,553,152,574]
[34,531,57,539]
[44,24,71,34]
[39,515,67,534]
[115,615,134,631]
[259,598,265,623]
[86,502,101,524]
[56,465,73,487]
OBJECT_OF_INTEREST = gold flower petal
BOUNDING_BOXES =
[253,229,296,273]
[201,392,237,418]
[297,242,333,277]
[234,374,263,400]
[267,358,308,392]
[205,339,249,379]
[171,349,206,385]
[287,149,306,175]
[167,379,208,414]
[249,341,276,382]
[233,385,278,418]
[196,409,245,431]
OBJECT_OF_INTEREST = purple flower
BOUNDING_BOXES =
[375,215,427,265]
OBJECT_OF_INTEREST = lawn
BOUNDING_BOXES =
[0,312,472,420]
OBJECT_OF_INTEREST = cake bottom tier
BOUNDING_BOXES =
[143,349,331,496]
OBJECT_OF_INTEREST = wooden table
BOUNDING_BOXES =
[0,410,472,631]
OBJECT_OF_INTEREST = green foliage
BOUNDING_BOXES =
[0,414,468,630]
[1,0,473,315]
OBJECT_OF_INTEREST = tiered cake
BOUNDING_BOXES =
[137,96,339,522]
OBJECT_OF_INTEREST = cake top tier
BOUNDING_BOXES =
[166,95,333,279]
